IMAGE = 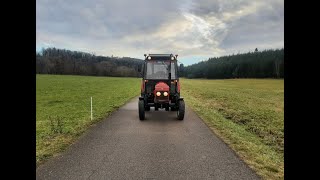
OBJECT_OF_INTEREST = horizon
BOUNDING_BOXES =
[36,46,283,66]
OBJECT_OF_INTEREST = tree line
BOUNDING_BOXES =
[36,47,144,77]
[181,48,284,79]
[37,47,284,79]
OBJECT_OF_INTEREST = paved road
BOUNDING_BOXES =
[36,97,260,180]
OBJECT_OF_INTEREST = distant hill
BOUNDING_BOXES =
[181,48,284,79]
[36,47,144,77]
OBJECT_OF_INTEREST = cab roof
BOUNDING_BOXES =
[144,54,178,60]
[148,54,172,57]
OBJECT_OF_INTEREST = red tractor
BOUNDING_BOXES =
[138,54,185,120]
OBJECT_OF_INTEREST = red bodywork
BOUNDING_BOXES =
[154,82,170,103]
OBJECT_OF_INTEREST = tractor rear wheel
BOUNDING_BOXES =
[177,100,185,120]
[138,100,145,120]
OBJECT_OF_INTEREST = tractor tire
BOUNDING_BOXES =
[138,100,145,120]
[177,100,185,120]
[145,106,150,111]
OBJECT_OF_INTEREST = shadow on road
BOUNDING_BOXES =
[144,107,179,122]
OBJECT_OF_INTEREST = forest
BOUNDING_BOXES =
[36,47,143,77]
[181,48,284,79]
[36,47,284,79]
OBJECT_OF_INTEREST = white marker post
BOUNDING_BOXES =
[91,97,93,120]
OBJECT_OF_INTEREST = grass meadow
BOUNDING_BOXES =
[36,74,140,166]
[181,78,284,180]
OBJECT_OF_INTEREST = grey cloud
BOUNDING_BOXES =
[219,1,283,51]
[37,0,180,38]
[191,0,251,16]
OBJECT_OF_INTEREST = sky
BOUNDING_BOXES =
[36,0,284,66]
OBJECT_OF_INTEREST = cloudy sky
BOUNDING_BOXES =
[36,0,284,65]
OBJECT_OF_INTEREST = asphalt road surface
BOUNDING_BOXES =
[36,97,260,180]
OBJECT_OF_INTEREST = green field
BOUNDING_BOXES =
[36,75,140,166]
[36,75,283,179]
[181,78,284,180]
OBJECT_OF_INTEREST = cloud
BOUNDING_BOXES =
[36,0,284,65]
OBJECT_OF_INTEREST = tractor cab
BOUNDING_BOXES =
[138,54,185,120]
